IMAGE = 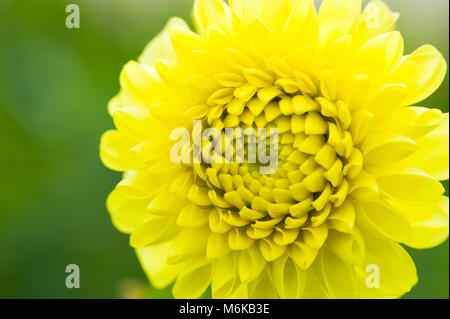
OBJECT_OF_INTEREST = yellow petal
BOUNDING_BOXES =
[229,0,258,28]
[367,84,407,119]
[248,271,278,298]
[251,0,297,35]
[119,61,158,103]
[356,228,417,297]
[318,0,362,46]
[177,203,210,227]
[170,25,203,62]
[271,256,306,298]
[407,207,449,249]
[356,0,399,44]
[239,245,266,282]
[273,227,300,246]
[325,228,365,265]
[207,232,230,259]
[374,106,444,140]
[349,169,379,201]
[388,196,449,249]
[228,227,254,250]
[107,90,139,116]
[243,68,274,88]
[343,148,363,179]
[247,16,280,58]
[404,113,449,180]
[137,243,182,289]
[386,45,447,105]
[209,208,232,233]
[130,216,179,247]
[302,224,328,249]
[212,254,236,298]
[107,189,151,233]
[193,0,232,36]
[138,17,189,66]
[357,200,412,243]
[319,35,353,73]
[375,167,445,203]
[319,247,358,298]
[285,0,318,48]
[259,237,286,262]
[100,130,144,171]
[329,179,349,207]
[147,191,186,216]
[148,150,177,174]
[173,261,212,298]
[116,169,172,199]
[348,108,374,144]
[167,227,209,264]
[305,111,328,135]
[188,184,213,206]
[356,31,403,78]
[228,283,249,298]
[288,237,319,270]
[301,266,329,298]
[327,199,355,233]
[362,132,417,166]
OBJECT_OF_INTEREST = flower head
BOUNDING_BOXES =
[101,0,449,298]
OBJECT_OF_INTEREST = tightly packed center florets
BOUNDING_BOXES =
[186,67,363,261]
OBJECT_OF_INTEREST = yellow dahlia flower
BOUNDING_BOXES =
[100,0,449,298]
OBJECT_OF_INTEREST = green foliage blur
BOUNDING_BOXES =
[0,0,448,299]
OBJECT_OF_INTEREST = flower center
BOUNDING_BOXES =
[184,69,363,261]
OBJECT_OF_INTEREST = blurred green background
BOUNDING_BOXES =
[0,0,448,299]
